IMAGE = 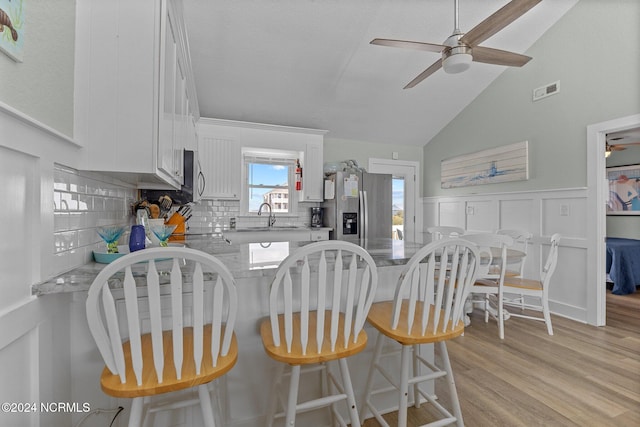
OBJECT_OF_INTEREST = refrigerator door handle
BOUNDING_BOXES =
[359,190,364,239]
[363,190,369,240]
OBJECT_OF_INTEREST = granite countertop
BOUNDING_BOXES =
[33,236,424,296]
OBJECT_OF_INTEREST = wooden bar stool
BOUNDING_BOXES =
[360,239,480,427]
[86,247,238,427]
[260,240,378,427]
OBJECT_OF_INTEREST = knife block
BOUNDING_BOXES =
[166,212,186,241]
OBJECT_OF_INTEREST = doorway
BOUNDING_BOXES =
[368,159,420,242]
[587,113,640,326]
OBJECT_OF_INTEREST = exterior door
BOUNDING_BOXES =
[368,159,419,242]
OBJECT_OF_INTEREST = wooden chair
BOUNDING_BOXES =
[463,233,513,340]
[86,247,238,427]
[260,240,378,427]
[427,226,465,241]
[360,239,480,427]
[503,233,561,335]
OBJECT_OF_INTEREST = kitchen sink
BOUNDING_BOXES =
[235,226,304,232]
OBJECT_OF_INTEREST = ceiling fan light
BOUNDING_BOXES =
[442,46,472,74]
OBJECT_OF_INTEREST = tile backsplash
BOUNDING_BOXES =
[51,164,318,273]
[186,200,317,233]
[53,164,136,273]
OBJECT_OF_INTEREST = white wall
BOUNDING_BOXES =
[422,0,640,197]
[0,0,76,137]
[424,188,588,322]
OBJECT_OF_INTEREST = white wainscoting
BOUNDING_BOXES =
[423,187,590,323]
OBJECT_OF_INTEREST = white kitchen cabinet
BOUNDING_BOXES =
[74,0,199,188]
[199,136,241,200]
[301,141,324,202]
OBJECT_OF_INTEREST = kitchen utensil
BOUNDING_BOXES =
[148,203,160,219]
[129,225,146,252]
[159,195,173,212]
[96,225,126,254]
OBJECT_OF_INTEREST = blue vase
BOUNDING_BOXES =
[129,225,146,252]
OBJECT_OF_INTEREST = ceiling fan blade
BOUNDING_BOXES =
[371,38,444,53]
[460,0,542,47]
[472,46,531,67]
[609,141,640,149]
[404,59,443,89]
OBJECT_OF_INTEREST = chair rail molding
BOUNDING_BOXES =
[423,187,589,324]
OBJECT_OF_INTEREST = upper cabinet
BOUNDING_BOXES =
[198,119,326,202]
[74,0,199,188]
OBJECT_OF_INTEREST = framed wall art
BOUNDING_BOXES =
[606,164,640,215]
[441,141,528,189]
[0,0,25,62]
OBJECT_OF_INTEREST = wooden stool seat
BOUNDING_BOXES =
[260,312,367,365]
[101,325,237,398]
[502,277,544,291]
[367,301,465,346]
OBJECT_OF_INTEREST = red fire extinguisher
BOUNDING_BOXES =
[295,159,302,191]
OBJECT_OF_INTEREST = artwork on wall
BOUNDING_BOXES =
[0,0,25,62]
[606,164,640,215]
[441,141,529,189]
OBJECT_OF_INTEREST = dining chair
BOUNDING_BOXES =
[496,229,533,277]
[502,233,561,335]
[360,238,480,427]
[260,240,378,427]
[427,226,465,241]
[462,233,513,340]
[496,229,533,309]
[86,247,238,427]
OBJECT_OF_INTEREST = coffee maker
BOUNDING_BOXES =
[310,207,324,228]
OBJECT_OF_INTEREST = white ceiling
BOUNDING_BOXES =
[183,0,578,147]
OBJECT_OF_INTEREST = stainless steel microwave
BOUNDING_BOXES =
[140,149,204,205]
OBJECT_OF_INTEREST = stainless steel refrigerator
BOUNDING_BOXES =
[323,171,392,241]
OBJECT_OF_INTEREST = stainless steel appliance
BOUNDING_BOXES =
[310,207,324,228]
[323,171,392,241]
[140,150,204,205]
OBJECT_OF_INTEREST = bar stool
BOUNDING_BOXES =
[85,247,238,427]
[260,240,378,427]
[361,238,480,427]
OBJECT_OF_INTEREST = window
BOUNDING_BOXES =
[242,149,299,216]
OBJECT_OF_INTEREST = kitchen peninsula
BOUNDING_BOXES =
[33,236,429,426]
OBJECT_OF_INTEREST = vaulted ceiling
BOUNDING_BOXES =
[183,0,578,146]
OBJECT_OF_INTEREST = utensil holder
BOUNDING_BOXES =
[166,212,186,241]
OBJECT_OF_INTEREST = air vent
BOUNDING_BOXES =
[532,80,560,101]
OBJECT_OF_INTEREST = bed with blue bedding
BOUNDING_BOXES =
[606,237,640,295]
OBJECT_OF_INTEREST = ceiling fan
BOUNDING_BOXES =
[606,139,640,157]
[371,0,542,89]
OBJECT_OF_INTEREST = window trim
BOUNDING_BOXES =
[240,148,300,217]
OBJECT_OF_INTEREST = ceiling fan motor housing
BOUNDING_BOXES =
[442,44,472,74]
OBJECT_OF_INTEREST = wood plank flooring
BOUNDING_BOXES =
[361,292,640,426]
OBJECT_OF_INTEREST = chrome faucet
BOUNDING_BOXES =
[258,202,276,227]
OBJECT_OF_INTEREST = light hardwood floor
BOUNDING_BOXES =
[362,292,640,426]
